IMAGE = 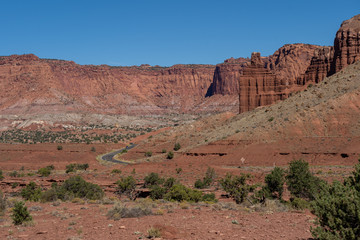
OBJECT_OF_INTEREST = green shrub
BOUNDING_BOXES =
[145,151,152,157]
[167,151,174,159]
[91,147,96,152]
[286,159,323,200]
[148,177,177,200]
[77,163,89,171]
[65,164,76,173]
[150,185,167,200]
[162,149,167,153]
[40,188,58,202]
[116,176,137,200]
[37,167,51,177]
[164,184,202,202]
[144,173,164,188]
[57,145,63,150]
[264,167,285,199]
[175,168,182,174]
[0,170,4,180]
[21,182,42,201]
[46,165,55,170]
[107,203,152,220]
[311,160,360,239]
[202,193,217,203]
[66,163,89,173]
[111,169,122,174]
[11,201,32,225]
[194,179,205,189]
[195,167,216,189]
[9,171,19,177]
[0,191,6,216]
[42,176,104,201]
[173,143,181,151]
[163,177,176,189]
[220,173,254,204]
[290,197,311,210]
[60,176,103,200]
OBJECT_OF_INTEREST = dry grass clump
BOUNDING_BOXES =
[107,203,153,220]
[147,226,162,238]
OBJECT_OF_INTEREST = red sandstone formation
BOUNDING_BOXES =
[0,14,359,116]
[238,53,281,113]
[331,14,360,74]
[0,55,214,115]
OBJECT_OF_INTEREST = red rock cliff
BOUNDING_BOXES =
[331,14,360,74]
[0,55,214,115]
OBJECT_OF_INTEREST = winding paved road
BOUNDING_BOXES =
[101,143,137,164]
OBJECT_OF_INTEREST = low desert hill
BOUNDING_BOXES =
[128,60,360,167]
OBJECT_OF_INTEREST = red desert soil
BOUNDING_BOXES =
[0,200,314,240]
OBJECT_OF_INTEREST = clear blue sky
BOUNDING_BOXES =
[1,0,359,66]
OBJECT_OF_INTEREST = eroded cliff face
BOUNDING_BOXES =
[0,55,214,115]
[239,53,281,113]
[331,14,360,74]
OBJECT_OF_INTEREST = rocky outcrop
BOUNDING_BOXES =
[211,44,321,97]
[239,53,283,113]
[298,46,334,85]
[331,14,360,74]
[209,57,249,96]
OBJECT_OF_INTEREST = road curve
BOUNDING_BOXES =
[100,143,137,164]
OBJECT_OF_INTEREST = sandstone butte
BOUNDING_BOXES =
[0,14,359,115]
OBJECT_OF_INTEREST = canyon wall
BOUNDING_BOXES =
[0,55,214,115]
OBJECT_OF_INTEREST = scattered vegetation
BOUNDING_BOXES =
[220,173,254,204]
[0,126,149,144]
[65,163,89,173]
[111,169,122,174]
[0,191,6,216]
[57,145,63,150]
[145,151,153,157]
[173,143,181,151]
[0,170,3,181]
[194,167,216,189]
[21,181,42,202]
[167,151,174,159]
